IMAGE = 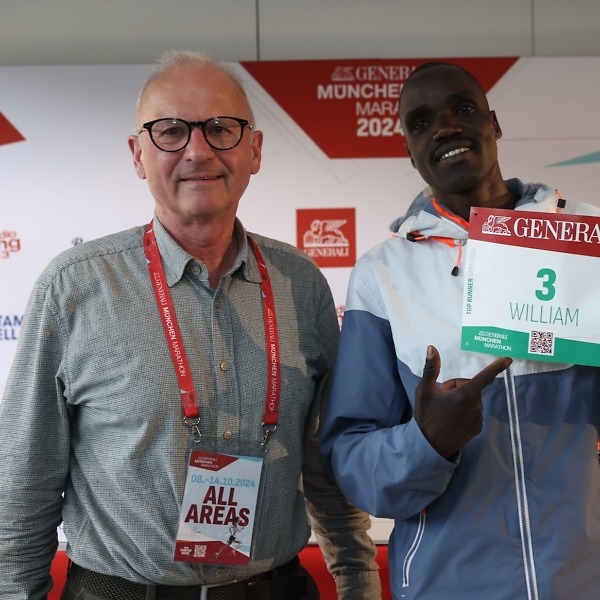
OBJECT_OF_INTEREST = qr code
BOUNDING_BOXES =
[194,544,207,558]
[529,330,554,355]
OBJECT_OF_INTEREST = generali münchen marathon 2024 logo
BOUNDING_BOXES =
[1,112,25,261]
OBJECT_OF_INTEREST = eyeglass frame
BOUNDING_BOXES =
[139,116,253,152]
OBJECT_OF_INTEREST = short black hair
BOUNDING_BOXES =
[402,61,485,96]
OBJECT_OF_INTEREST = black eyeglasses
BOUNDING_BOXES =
[139,116,253,152]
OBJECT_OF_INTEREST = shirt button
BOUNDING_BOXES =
[219,362,229,372]
[215,300,221,309]
[223,431,234,440]
[192,266,201,275]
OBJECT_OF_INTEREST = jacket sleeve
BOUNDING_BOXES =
[0,274,70,600]
[300,268,382,600]
[320,258,457,520]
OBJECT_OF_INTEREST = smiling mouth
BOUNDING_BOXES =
[182,176,220,181]
[439,147,470,161]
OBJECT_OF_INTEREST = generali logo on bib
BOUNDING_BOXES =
[296,208,356,268]
[0,112,25,146]
[481,214,512,236]
[470,207,600,258]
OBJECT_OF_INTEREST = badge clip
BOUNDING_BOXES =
[261,424,277,451]
[183,416,202,443]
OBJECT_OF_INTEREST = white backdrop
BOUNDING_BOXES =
[2,56,600,542]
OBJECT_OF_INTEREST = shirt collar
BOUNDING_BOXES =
[152,215,261,287]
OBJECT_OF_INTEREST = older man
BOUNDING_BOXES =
[0,51,381,600]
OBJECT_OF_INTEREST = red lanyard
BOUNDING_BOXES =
[143,222,281,446]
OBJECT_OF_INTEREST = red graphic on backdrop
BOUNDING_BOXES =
[242,57,518,160]
[0,113,25,146]
[297,208,356,268]
[0,231,22,259]
[335,305,345,329]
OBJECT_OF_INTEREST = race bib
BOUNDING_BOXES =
[461,207,600,365]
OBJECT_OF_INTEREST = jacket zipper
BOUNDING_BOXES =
[402,508,426,588]
[504,365,539,600]
[401,368,539,594]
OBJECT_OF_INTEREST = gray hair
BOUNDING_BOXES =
[133,50,254,128]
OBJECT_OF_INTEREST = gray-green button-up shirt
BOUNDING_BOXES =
[0,217,381,599]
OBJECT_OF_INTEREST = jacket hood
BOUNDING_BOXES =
[389,179,561,241]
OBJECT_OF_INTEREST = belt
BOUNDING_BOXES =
[67,559,309,600]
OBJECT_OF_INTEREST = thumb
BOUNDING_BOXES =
[420,345,441,391]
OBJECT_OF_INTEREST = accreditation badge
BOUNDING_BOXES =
[174,451,263,565]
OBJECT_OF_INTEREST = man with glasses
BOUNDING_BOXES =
[140,116,252,154]
[0,51,382,600]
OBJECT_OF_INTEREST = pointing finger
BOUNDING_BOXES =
[416,345,441,398]
[467,356,512,393]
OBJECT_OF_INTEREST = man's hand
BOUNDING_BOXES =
[414,345,512,459]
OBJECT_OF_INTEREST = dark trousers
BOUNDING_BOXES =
[60,558,320,600]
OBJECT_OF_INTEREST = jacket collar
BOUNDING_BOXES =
[390,179,561,242]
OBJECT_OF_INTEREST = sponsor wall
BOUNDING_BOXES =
[2,56,600,542]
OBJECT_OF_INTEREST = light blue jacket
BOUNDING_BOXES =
[321,180,600,600]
